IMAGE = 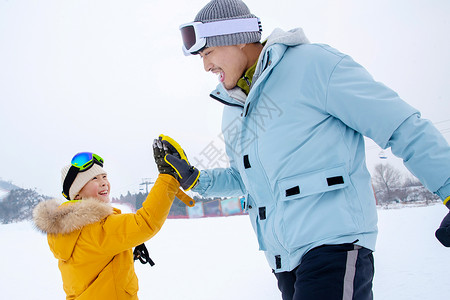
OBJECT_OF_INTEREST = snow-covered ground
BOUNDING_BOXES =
[1,203,449,299]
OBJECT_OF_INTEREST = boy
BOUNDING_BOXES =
[33,144,195,299]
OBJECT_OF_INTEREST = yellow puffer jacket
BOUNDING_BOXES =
[33,174,179,299]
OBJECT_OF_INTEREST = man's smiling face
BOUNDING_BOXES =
[200,44,248,90]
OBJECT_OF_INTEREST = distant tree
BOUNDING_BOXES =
[372,163,403,203]
[0,188,49,224]
[401,175,439,205]
[372,164,440,205]
[403,176,422,188]
[135,192,146,210]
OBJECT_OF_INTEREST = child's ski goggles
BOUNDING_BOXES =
[71,152,104,171]
[179,18,262,56]
[62,152,104,200]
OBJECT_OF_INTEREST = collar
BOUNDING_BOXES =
[237,41,267,95]
[33,198,114,235]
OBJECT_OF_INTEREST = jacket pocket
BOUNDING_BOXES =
[124,273,139,296]
[277,165,349,201]
[274,165,356,250]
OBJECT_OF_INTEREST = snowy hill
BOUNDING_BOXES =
[1,204,449,299]
[0,188,8,201]
[0,179,19,191]
[0,179,20,201]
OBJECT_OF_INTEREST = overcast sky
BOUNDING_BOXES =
[1,0,449,198]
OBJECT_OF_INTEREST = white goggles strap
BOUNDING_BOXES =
[195,18,261,38]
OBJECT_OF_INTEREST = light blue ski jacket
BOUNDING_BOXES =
[193,28,450,272]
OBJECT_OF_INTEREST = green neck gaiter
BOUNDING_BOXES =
[237,61,257,95]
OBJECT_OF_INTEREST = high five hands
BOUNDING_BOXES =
[152,134,200,191]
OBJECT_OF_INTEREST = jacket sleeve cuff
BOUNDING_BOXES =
[156,174,180,189]
[435,178,450,205]
[191,170,211,195]
[444,196,450,209]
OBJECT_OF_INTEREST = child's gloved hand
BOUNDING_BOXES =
[158,134,200,191]
[153,138,179,179]
[435,201,450,247]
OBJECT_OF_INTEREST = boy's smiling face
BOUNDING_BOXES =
[75,173,110,202]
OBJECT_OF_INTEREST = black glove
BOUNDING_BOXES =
[435,202,450,247]
[158,134,200,191]
[153,138,178,179]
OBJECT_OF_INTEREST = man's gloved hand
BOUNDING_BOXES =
[158,134,200,191]
[153,138,178,179]
[435,200,450,247]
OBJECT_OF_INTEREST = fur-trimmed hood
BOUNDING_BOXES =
[33,198,114,235]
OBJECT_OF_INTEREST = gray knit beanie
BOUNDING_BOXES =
[194,0,261,48]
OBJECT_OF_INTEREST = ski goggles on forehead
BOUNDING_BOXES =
[179,17,262,56]
[71,152,104,171]
[62,152,104,200]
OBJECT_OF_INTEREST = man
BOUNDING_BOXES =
[175,0,450,299]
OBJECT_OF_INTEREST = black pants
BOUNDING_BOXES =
[274,244,374,300]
